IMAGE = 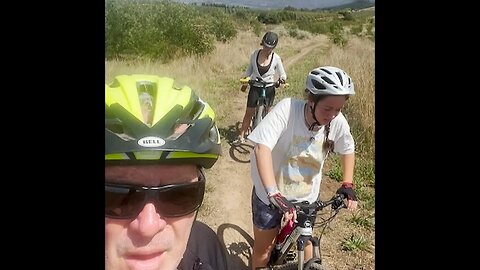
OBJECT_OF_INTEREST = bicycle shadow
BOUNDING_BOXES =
[219,123,254,163]
[217,223,255,270]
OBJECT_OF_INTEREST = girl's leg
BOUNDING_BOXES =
[238,107,255,139]
[234,87,259,144]
[251,188,282,269]
[304,241,313,262]
[252,226,279,269]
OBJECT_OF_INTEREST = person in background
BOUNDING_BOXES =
[234,31,287,145]
[247,66,358,269]
[105,74,228,270]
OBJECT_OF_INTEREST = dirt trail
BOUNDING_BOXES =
[197,37,334,270]
[283,41,326,67]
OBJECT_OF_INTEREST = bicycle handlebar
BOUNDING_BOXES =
[240,76,266,87]
[240,76,287,88]
[291,193,346,212]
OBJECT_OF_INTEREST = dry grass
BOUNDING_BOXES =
[328,36,375,157]
[106,30,259,124]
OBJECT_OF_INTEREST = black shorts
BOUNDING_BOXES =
[251,188,283,230]
[247,85,276,108]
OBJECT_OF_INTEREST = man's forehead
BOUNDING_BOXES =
[105,164,197,180]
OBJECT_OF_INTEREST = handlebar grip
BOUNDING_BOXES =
[239,77,250,84]
[331,193,346,210]
[275,80,289,89]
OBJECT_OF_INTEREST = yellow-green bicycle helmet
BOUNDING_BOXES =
[105,74,221,168]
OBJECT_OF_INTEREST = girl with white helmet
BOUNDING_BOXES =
[247,66,358,269]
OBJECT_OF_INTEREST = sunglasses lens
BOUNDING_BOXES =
[105,185,145,218]
[105,180,205,218]
[157,181,205,217]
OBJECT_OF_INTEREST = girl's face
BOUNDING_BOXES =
[262,44,274,52]
[310,95,348,125]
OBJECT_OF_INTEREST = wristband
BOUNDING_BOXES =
[265,186,279,196]
[341,182,355,189]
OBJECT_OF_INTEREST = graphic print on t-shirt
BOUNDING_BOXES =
[277,135,325,198]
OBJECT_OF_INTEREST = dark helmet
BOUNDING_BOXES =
[261,31,278,48]
[105,74,222,169]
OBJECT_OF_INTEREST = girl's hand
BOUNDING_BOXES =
[336,182,358,211]
[268,192,297,222]
[283,210,297,223]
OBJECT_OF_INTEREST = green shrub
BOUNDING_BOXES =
[341,234,371,252]
[208,11,238,42]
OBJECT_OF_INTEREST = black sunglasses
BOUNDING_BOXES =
[105,170,205,219]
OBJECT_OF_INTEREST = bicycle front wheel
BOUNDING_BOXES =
[273,261,326,270]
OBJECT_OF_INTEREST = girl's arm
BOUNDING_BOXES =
[340,152,355,184]
[255,143,296,220]
[254,143,276,190]
[340,152,357,210]
[244,50,256,77]
[276,56,287,81]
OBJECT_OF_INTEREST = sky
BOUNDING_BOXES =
[170,0,375,10]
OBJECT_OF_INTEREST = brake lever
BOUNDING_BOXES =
[331,194,346,210]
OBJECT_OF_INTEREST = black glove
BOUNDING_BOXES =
[336,183,357,201]
[275,79,285,88]
[268,192,295,214]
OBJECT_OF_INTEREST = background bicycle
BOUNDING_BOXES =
[239,76,288,138]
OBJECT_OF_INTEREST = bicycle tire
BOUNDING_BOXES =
[272,261,326,270]
[216,223,254,269]
[252,105,265,130]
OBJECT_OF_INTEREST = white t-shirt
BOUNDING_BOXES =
[247,97,355,205]
[244,49,287,87]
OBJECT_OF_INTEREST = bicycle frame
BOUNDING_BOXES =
[252,84,268,130]
[239,76,287,135]
[268,195,345,270]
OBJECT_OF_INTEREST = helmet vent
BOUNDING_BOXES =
[209,125,219,143]
[311,70,320,75]
[312,79,326,90]
[320,68,332,75]
[137,81,157,126]
[190,100,206,120]
[335,72,343,85]
[321,76,335,85]
[105,119,136,141]
[136,81,157,96]
[106,122,124,134]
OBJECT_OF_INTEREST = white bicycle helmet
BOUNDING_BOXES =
[305,66,355,96]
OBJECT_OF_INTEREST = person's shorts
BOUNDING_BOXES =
[251,188,282,230]
[247,85,276,108]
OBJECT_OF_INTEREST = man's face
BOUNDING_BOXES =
[105,164,199,270]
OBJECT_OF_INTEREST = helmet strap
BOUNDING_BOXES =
[307,101,333,154]
[308,101,321,131]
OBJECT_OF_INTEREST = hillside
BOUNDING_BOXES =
[172,0,375,10]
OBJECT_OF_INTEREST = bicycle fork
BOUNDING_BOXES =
[270,227,322,270]
[295,235,321,270]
